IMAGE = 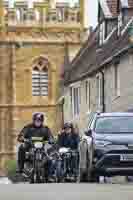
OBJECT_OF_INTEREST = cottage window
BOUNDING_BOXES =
[70,87,73,113]
[96,74,103,109]
[71,86,80,117]
[32,59,49,96]
[118,12,123,27]
[85,80,91,111]
[73,87,80,116]
[114,64,120,97]
[118,12,123,35]
[99,21,106,45]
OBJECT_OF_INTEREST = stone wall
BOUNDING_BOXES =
[63,52,133,133]
[104,52,133,112]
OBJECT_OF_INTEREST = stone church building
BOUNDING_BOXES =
[0,0,85,167]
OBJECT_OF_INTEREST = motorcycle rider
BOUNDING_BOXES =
[17,112,54,174]
[57,122,80,150]
[57,122,80,177]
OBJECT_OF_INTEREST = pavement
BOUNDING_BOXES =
[0,177,12,184]
[0,183,133,200]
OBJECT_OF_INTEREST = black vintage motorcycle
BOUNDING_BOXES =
[24,137,49,184]
[55,147,79,183]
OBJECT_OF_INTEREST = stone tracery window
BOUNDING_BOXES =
[32,58,49,96]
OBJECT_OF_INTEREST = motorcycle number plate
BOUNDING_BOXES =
[34,142,43,148]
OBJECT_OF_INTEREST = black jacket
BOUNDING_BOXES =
[57,132,80,150]
[18,123,54,143]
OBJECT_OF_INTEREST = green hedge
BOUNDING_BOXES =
[5,160,17,177]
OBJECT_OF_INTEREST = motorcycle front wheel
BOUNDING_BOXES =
[56,160,64,183]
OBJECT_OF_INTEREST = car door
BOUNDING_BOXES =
[79,112,95,170]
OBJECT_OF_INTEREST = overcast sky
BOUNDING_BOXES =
[87,0,98,28]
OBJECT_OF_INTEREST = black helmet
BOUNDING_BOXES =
[63,122,72,129]
[69,122,73,129]
[32,112,44,122]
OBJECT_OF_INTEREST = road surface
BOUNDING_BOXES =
[1,183,133,200]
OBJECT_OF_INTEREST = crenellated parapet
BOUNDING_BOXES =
[1,0,82,29]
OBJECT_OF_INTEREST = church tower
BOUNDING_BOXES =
[0,0,4,27]
[0,0,86,168]
[79,0,84,27]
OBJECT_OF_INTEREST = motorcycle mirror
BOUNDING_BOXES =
[48,140,55,145]
[84,129,92,137]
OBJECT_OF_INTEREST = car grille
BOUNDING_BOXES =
[108,149,133,154]
[95,149,133,169]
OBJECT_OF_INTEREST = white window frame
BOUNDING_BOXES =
[85,80,91,112]
[118,12,123,27]
[118,12,123,36]
[96,73,103,109]
[99,21,105,45]
[70,87,73,115]
[70,82,81,118]
[114,64,120,98]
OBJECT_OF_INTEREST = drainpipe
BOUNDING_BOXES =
[57,96,65,129]
[99,70,105,113]
[61,97,65,128]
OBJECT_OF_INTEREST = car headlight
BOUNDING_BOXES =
[95,140,112,147]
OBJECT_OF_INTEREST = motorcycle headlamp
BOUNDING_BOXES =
[34,142,43,149]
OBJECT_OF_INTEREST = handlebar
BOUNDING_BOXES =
[58,148,78,154]
[23,138,30,143]
[23,138,50,144]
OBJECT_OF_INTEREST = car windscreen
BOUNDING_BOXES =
[95,116,133,133]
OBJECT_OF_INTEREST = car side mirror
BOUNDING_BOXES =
[84,129,92,137]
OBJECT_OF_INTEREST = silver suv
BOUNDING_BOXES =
[79,112,133,182]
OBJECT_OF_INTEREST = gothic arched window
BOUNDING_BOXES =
[32,58,49,96]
